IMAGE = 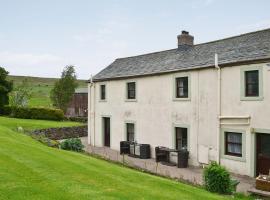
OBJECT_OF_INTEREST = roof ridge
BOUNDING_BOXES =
[115,27,270,60]
[195,27,270,46]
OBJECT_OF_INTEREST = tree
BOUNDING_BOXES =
[9,78,33,107]
[50,65,78,112]
[0,67,13,108]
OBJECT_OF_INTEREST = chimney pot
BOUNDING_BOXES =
[177,30,194,48]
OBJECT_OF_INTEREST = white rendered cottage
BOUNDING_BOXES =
[88,29,270,177]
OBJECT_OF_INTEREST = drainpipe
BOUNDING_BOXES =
[88,75,96,146]
[87,77,92,145]
[215,53,221,164]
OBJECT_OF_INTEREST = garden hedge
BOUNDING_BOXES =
[0,106,64,121]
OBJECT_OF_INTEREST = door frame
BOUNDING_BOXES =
[253,128,270,176]
[101,115,111,147]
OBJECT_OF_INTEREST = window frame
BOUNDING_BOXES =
[124,121,136,142]
[240,66,263,101]
[220,128,246,162]
[99,84,107,102]
[175,127,188,150]
[172,123,190,150]
[125,81,137,102]
[173,73,191,101]
[225,132,242,157]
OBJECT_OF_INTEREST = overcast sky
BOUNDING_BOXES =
[1,0,270,79]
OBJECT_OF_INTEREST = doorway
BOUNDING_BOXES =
[103,117,110,147]
[256,133,270,175]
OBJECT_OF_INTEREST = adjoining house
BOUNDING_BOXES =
[66,88,88,117]
[88,28,270,177]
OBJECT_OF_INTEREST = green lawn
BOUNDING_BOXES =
[8,75,87,107]
[0,117,249,200]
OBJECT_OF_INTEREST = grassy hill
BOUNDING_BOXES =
[0,116,249,200]
[7,75,87,107]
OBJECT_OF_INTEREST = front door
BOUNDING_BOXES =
[256,133,270,175]
[103,117,110,147]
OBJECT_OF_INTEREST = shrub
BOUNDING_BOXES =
[60,138,84,152]
[1,106,64,121]
[0,105,12,115]
[203,161,232,194]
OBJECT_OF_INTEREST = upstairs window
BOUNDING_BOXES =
[127,82,136,100]
[176,77,188,98]
[100,84,106,100]
[126,123,135,142]
[225,132,242,157]
[245,70,259,97]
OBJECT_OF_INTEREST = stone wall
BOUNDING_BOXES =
[32,125,87,140]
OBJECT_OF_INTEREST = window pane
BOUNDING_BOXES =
[175,127,188,150]
[176,77,188,98]
[225,132,242,157]
[100,85,106,100]
[245,70,259,97]
[127,82,136,99]
[127,123,135,142]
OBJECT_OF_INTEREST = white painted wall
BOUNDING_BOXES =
[88,63,270,177]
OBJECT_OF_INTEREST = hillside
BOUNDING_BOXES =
[7,75,87,107]
[0,116,245,200]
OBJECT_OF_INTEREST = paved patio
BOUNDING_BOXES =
[81,137,255,194]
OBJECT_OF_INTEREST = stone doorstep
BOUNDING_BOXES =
[81,141,255,194]
[248,188,270,197]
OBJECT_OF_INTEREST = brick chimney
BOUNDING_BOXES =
[177,31,194,48]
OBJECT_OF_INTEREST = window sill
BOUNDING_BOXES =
[125,99,137,102]
[173,97,191,101]
[221,154,246,162]
[240,96,264,101]
[99,100,107,102]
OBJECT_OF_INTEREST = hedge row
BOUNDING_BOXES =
[0,106,64,121]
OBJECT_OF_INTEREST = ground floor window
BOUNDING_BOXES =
[175,127,187,150]
[225,132,242,157]
[126,123,135,142]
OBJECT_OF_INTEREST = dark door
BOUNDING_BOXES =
[103,117,110,147]
[256,133,270,175]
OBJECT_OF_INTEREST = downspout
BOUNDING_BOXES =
[215,53,221,164]
[88,75,96,146]
[87,77,92,145]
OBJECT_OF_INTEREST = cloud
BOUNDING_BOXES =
[0,51,63,66]
[0,51,66,77]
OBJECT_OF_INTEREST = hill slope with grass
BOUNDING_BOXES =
[7,75,87,107]
[0,116,250,200]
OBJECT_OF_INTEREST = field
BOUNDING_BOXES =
[7,75,87,107]
[0,116,251,200]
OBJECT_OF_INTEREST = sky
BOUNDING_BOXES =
[0,0,270,79]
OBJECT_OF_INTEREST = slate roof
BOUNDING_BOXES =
[93,28,270,81]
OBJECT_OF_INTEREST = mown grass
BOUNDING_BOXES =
[0,117,251,200]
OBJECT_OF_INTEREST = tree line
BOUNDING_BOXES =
[0,65,79,113]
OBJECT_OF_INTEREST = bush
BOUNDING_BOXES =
[1,106,64,121]
[33,134,60,148]
[0,105,12,116]
[65,116,87,123]
[60,138,84,152]
[203,161,232,194]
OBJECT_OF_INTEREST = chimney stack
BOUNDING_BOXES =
[177,31,194,48]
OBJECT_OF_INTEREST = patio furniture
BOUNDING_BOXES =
[178,149,189,168]
[155,146,189,168]
[129,142,151,159]
[120,141,130,154]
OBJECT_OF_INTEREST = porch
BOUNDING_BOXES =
[81,137,254,194]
